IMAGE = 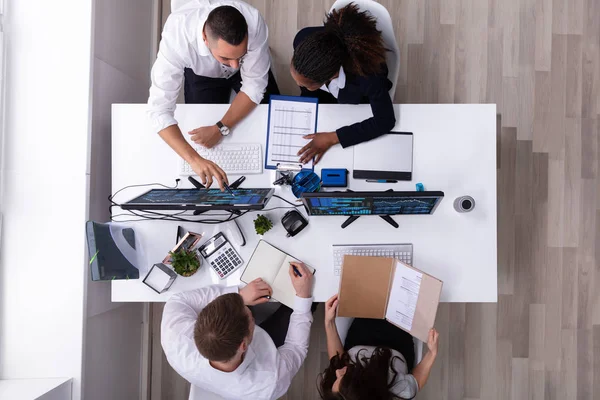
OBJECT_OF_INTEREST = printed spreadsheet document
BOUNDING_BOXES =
[266,97,316,169]
[385,261,423,331]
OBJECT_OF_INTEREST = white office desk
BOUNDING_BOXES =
[111,104,497,303]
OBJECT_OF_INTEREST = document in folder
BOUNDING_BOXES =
[337,255,443,342]
[265,95,318,170]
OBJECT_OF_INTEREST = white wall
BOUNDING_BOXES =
[82,0,158,399]
[0,2,92,400]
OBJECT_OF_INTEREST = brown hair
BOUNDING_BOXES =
[292,3,387,83]
[194,293,250,362]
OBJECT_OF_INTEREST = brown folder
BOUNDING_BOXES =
[337,255,443,342]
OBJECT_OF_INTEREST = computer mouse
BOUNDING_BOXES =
[281,209,309,237]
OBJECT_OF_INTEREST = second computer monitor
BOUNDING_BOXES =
[301,191,444,216]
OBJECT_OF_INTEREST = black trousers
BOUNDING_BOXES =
[344,318,416,371]
[184,68,280,104]
[252,302,318,348]
[257,304,293,348]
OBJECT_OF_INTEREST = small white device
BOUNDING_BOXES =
[332,243,413,276]
[180,143,262,176]
[198,232,244,279]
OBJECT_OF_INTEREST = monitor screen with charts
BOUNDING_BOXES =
[301,191,444,216]
[122,188,274,211]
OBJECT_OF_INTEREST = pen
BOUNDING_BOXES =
[261,295,271,300]
[223,182,236,197]
[290,263,302,277]
[366,179,398,183]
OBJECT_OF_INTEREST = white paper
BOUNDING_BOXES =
[144,266,172,292]
[353,133,413,173]
[266,98,316,169]
[385,262,423,332]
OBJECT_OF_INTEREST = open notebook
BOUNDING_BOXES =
[337,255,442,342]
[241,240,315,309]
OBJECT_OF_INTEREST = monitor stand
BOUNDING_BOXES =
[341,214,399,229]
[191,176,244,216]
[339,188,399,229]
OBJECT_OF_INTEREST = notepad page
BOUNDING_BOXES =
[385,261,423,332]
[271,255,315,309]
[266,98,316,169]
[241,241,285,286]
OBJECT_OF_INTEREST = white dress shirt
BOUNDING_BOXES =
[161,285,313,400]
[148,0,271,133]
[319,66,346,98]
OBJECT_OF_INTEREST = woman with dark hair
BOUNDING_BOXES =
[290,3,396,164]
[318,295,439,399]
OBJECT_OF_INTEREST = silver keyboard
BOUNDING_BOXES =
[332,243,413,276]
[180,143,262,176]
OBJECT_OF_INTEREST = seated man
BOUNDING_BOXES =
[161,263,313,400]
[148,1,279,190]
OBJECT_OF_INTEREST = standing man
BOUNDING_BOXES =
[148,1,279,190]
[161,264,314,399]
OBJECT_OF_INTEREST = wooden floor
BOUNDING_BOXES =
[150,0,600,399]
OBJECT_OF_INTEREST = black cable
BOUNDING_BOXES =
[272,194,303,208]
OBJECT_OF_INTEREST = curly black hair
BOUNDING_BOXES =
[317,347,415,400]
[292,3,387,84]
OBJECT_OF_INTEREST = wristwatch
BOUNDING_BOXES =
[216,121,230,136]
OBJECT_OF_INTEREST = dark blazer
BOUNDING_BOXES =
[293,27,396,148]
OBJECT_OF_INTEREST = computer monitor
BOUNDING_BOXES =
[121,188,275,211]
[301,191,444,228]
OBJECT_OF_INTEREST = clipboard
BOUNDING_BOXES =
[265,95,318,170]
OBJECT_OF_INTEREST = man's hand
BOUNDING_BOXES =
[324,294,339,326]
[190,158,228,190]
[427,328,439,356]
[189,125,223,148]
[239,278,272,306]
[298,131,339,165]
[288,262,313,298]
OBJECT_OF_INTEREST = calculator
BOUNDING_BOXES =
[198,232,244,279]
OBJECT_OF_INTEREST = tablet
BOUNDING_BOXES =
[121,188,275,211]
[353,132,413,181]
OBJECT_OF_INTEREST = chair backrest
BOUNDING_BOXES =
[328,0,400,101]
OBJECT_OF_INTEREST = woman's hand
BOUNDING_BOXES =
[298,131,340,165]
[324,294,339,326]
[426,328,439,356]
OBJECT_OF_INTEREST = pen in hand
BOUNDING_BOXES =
[223,182,236,197]
[290,263,303,277]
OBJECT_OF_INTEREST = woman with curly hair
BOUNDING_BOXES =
[291,3,396,164]
[318,295,439,400]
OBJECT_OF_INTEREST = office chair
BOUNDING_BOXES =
[328,0,401,101]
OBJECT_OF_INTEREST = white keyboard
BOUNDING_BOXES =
[180,143,262,176]
[332,243,413,276]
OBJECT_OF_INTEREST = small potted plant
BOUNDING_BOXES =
[169,248,201,277]
[254,214,273,236]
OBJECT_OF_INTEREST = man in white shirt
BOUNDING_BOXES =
[161,263,313,400]
[148,1,279,190]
